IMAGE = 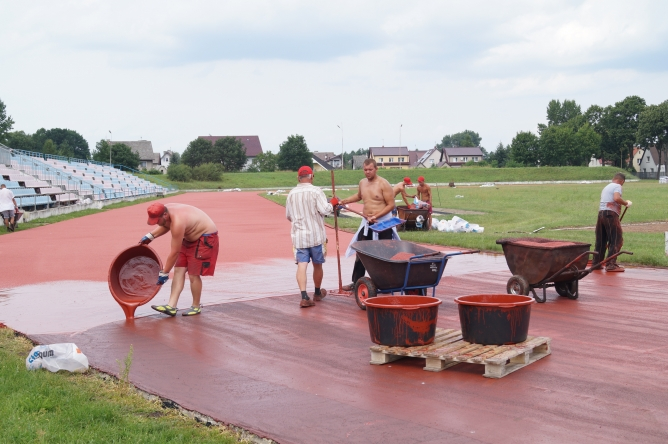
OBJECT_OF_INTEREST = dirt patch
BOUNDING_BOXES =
[555,222,668,233]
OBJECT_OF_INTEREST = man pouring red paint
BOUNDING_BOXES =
[139,202,219,316]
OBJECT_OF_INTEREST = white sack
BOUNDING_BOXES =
[26,343,89,373]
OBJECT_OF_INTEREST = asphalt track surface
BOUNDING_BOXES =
[2,192,668,443]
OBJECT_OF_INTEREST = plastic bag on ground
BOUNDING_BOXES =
[26,343,89,373]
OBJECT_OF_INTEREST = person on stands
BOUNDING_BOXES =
[0,184,18,232]
[139,202,219,316]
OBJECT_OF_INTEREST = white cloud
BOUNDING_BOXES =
[1,0,667,155]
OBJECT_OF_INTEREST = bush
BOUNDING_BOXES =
[504,159,525,168]
[192,163,222,181]
[167,164,193,182]
[145,169,163,175]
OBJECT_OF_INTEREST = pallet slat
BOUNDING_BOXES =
[369,328,551,379]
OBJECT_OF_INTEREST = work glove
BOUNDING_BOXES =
[157,271,169,286]
[330,197,340,207]
[626,200,632,207]
[140,233,155,245]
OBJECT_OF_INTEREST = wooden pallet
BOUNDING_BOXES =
[369,328,551,378]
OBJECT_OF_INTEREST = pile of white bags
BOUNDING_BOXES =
[26,343,89,373]
[432,216,484,233]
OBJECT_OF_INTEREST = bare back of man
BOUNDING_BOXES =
[392,182,414,206]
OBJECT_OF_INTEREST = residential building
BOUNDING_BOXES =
[441,147,484,167]
[313,152,342,169]
[637,146,665,176]
[632,147,643,172]
[368,146,410,169]
[414,148,443,168]
[409,150,427,167]
[312,154,334,172]
[114,140,161,170]
[198,136,264,170]
[352,155,367,170]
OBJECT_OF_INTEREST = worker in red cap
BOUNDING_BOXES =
[285,165,336,308]
[139,202,219,317]
[415,176,433,229]
[393,177,416,209]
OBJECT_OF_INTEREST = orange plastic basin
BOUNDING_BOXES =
[108,245,163,319]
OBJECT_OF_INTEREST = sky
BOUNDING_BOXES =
[1,1,667,155]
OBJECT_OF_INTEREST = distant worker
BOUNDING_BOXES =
[139,202,219,316]
[393,177,416,209]
[0,184,18,232]
[415,176,433,229]
[285,166,335,308]
[339,159,400,291]
[594,172,631,272]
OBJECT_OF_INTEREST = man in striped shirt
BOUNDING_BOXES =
[286,165,336,308]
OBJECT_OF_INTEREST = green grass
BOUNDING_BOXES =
[264,181,668,267]
[1,194,182,237]
[0,328,241,443]
[159,166,629,190]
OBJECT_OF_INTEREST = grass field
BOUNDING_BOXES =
[154,166,629,190]
[0,328,240,443]
[265,180,668,267]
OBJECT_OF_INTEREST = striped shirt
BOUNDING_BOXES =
[286,183,333,248]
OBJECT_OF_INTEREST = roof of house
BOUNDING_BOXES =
[199,136,263,157]
[113,140,155,161]
[153,153,160,164]
[312,154,334,171]
[369,146,409,157]
[409,150,427,167]
[443,147,484,157]
[415,149,441,167]
[313,152,337,161]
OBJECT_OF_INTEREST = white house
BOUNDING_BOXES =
[638,146,665,175]
[414,148,442,168]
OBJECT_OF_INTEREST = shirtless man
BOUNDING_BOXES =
[393,177,415,208]
[339,159,399,290]
[415,176,433,229]
[139,202,219,317]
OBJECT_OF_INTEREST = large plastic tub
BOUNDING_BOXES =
[108,245,162,319]
[454,294,534,345]
[364,296,442,346]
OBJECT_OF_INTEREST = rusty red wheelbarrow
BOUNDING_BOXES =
[496,237,632,303]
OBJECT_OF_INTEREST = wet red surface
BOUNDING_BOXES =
[3,192,668,442]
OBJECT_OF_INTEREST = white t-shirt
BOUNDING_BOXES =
[0,188,16,212]
[599,182,622,215]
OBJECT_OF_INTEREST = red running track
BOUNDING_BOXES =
[3,192,668,443]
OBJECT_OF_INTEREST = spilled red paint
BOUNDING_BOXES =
[454,294,534,345]
[364,296,441,346]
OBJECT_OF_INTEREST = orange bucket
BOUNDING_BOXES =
[108,245,163,319]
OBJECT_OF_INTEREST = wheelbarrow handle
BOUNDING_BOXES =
[409,252,442,260]
[542,250,595,284]
[442,249,480,258]
[590,250,634,269]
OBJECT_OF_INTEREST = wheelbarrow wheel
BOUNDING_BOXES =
[555,280,579,299]
[507,275,530,296]
[354,277,377,310]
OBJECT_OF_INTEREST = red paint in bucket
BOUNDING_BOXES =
[108,245,163,319]
[454,294,534,345]
[364,296,441,346]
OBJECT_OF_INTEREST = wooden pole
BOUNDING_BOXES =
[331,170,343,292]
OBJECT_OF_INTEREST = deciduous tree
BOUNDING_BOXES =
[181,137,218,167]
[92,140,141,169]
[509,131,540,166]
[546,99,582,126]
[277,135,312,171]
[636,101,668,179]
[248,152,278,172]
[32,128,90,159]
[437,130,482,148]
[0,98,14,144]
[214,137,247,172]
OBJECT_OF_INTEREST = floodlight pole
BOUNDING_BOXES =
[108,130,112,165]
[400,123,402,147]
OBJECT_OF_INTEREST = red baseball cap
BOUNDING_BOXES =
[418,176,425,183]
[298,165,313,176]
[403,177,413,185]
[147,202,166,225]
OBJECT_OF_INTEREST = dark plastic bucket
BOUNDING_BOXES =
[364,296,442,346]
[108,245,163,319]
[454,294,534,345]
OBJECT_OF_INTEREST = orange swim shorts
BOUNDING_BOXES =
[175,232,219,276]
